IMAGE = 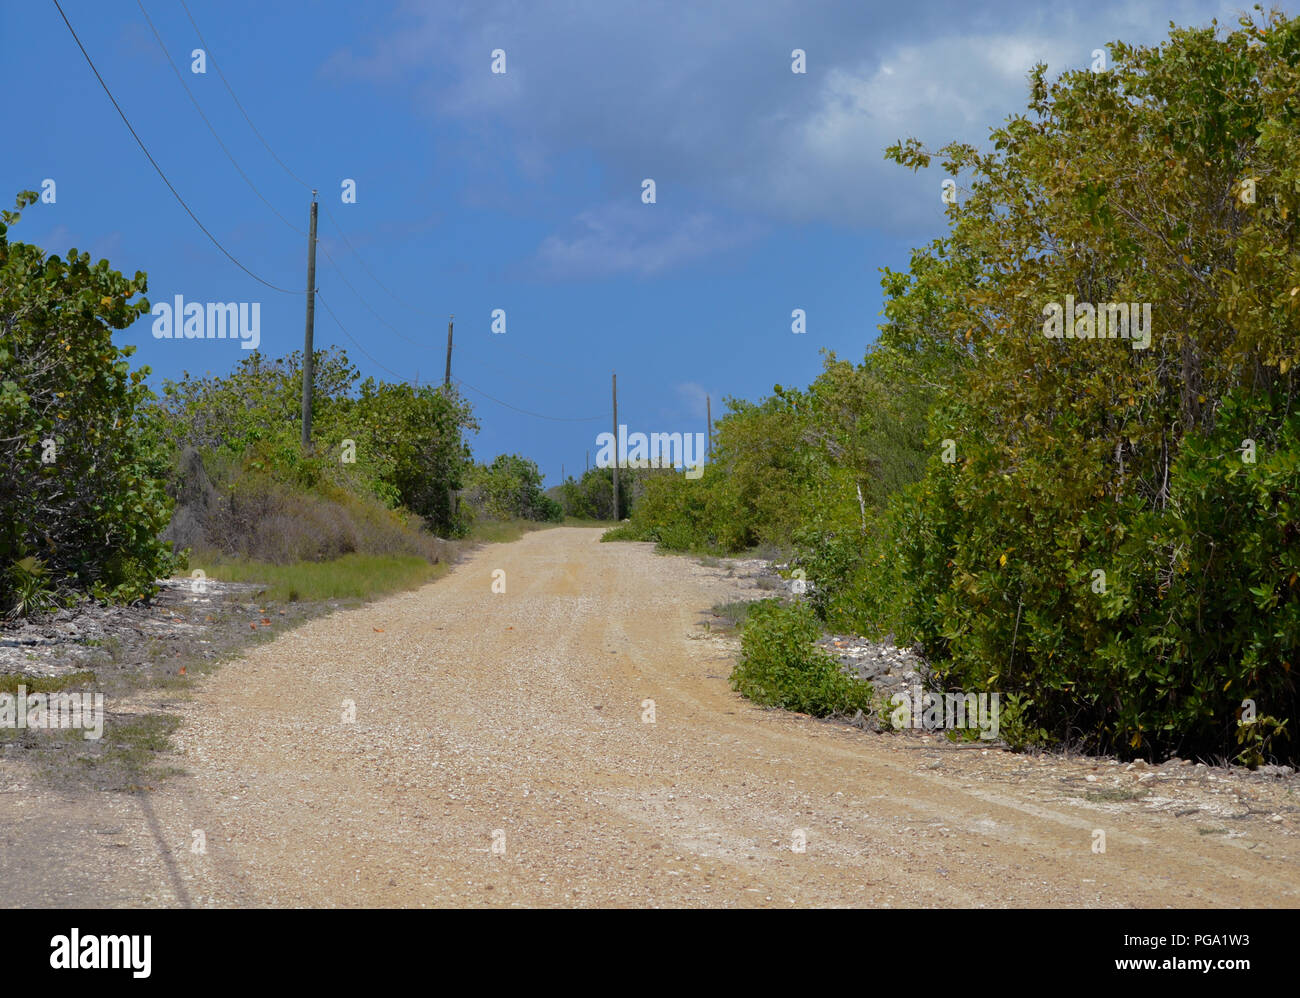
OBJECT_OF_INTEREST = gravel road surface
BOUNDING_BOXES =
[4,527,1298,907]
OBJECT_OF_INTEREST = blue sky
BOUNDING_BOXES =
[2,0,1236,483]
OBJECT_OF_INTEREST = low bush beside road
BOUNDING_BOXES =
[731,599,875,718]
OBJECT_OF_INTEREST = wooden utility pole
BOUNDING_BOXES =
[586,451,589,474]
[611,372,619,521]
[706,395,713,462]
[301,191,318,452]
[442,315,455,530]
[443,315,454,388]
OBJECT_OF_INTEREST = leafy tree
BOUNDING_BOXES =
[881,8,1300,759]
[156,350,477,536]
[0,192,178,610]
[554,466,627,521]
[345,379,476,534]
[466,453,562,522]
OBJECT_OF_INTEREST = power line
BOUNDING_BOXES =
[453,376,610,422]
[69,0,610,424]
[169,1,587,381]
[142,1,442,360]
[140,0,423,358]
[177,0,441,337]
[172,1,442,349]
[315,242,426,347]
[178,0,313,191]
[50,0,304,295]
[129,10,572,389]
[320,204,429,315]
[315,291,410,381]
[136,0,305,237]
[142,0,462,386]
[319,293,608,422]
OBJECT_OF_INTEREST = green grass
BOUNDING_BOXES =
[708,600,754,631]
[600,523,641,542]
[107,713,179,757]
[101,714,184,789]
[187,553,448,602]
[0,670,97,695]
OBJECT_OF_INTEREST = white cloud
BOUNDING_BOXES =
[323,0,1239,238]
[534,201,758,279]
[743,33,1075,228]
[675,381,712,419]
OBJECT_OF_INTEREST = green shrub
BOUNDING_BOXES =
[610,464,747,552]
[0,192,178,610]
[795,487,916,641]
[156,351,477,537]
[876,13,1300,762]
[554,466,634,521]
[4,556,59,619]
[463,453,564,523]
[731,600,873,716]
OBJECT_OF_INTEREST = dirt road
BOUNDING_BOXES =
[4,527,1299,907]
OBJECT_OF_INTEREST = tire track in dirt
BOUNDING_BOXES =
[6,526,1298,907]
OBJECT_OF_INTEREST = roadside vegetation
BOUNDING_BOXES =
[186,553,449,603]
[609,13,1300,766]
[1,189,574,616]
[731,599,875,717]
[0,192,179,613]
[550,465,638,522]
